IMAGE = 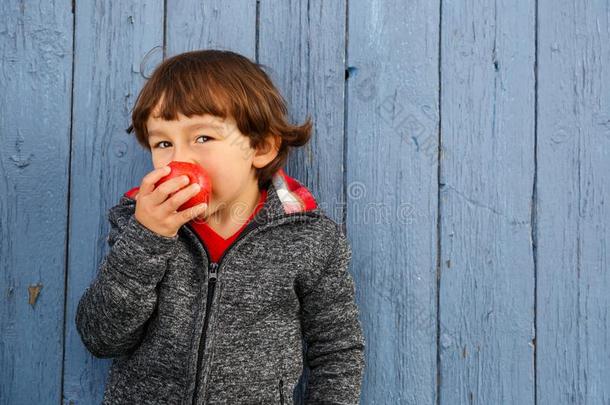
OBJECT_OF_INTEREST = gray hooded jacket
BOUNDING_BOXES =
[75,170,366,404]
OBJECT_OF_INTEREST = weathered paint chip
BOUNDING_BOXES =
[28,284,43,306]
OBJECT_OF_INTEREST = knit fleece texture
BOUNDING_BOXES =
[75,173,366,404]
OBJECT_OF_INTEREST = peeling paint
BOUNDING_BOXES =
[28,283,42,306]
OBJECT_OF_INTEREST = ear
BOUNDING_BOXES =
[252,133,281,169]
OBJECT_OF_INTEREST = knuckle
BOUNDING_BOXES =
[169,177,187,190]
[168,194,187,211]
[179,184,197,199]
[157,184,171,196]
[176,188,191,201]
[161,182,180,195]
[169,198,183,212]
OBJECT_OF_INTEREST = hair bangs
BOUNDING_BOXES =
[128,63,233,148]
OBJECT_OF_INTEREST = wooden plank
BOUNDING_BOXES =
[536,0,610,403]
[258,1,347,402]
[0,1,72,403]
[439,1,536,404]
[62,2,164,404]
[347,1,440,403]
[166,0,257,58]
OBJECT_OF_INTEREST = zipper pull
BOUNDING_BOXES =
[209,262,218,282]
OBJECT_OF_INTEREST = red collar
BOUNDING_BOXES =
[193,188,267,239]
[189,188,267,262]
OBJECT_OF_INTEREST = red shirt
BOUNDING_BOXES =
[188,188,268,263]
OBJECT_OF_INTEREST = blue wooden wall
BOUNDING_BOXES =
[1,1,608,404]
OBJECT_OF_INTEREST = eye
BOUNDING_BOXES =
[153,141,171,149]
[152,135,212,149]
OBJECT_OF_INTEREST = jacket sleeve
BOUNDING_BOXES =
[75,207,179,358]
[298,229,366,404]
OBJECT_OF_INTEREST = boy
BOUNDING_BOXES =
[76,49,365,404]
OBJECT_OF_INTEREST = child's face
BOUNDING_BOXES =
[146,105,261,221]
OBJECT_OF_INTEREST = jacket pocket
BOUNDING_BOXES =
[278,378,285,405]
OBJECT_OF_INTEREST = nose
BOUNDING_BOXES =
[171,148,199,165]
[172,158,197,165]
[167,154,200,169]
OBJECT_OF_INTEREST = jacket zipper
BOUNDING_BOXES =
[279,379,285,405]
[184,211,323,405]
[191,261,217,405]
[188,221,262,405]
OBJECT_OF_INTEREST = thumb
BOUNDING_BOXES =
[196,203,209,222]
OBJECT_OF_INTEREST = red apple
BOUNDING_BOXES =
[154,161,212,211]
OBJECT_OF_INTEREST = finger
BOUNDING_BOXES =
[139,166,171,197]
[174,202,208,226]
[164,182,202,213]
[150,175,191,205]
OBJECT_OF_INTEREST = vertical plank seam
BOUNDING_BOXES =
[163,0,168,59]
[60,0,78,402]
[576,153,582,400]
[533,1,539,404]
[306,0,312,199]
[342,0,349,236]
[255,0,260,63]
[436,0,443,404]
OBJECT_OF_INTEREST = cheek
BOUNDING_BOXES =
[151,151,170,168]
[224,134,255,162]
[151,156,164,170]
[198,158,233,196]
[208,164,238,195]
[199,142,254,196]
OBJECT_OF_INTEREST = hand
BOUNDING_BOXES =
[134,166,208,238]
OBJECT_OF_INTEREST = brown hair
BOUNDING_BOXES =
[126,49,312,189]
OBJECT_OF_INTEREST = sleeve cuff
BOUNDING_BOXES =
[107,214,179,286]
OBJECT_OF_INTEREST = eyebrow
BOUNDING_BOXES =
[148,122,224,138]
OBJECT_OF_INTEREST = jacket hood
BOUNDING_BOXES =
[120,168,320,221]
